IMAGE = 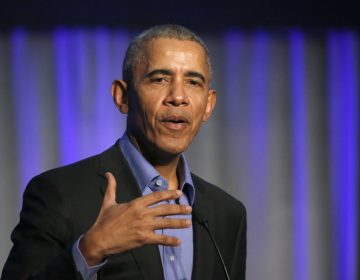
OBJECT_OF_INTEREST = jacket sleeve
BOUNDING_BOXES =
[1,175,82,280]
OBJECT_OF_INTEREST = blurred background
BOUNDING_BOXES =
[0,0,359,279]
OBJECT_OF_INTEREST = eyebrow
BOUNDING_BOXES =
[144,69,206,83]
[144,69,173,79]
[184,71,206,83]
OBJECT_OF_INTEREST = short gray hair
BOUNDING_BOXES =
[122,24,212,87]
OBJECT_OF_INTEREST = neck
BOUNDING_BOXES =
[128,133,181,190]
[153,158,180,190]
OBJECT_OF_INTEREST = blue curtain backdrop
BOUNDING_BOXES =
[0,28,358,280]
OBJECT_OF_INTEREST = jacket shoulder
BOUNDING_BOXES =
[32,143,120,184]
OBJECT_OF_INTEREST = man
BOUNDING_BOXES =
[2,24,246,280]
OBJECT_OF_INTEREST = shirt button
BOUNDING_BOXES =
[169,255,175,262]
[155,179,163,186]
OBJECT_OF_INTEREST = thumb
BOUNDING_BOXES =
[102,172,117,209]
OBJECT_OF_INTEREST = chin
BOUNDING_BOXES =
[156,137,191,155]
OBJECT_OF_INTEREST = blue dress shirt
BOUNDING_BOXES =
[72,133,195,280]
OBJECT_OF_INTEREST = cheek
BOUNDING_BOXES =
[130,93,154,119]
[137,101,160,130]
[192,98,209,121]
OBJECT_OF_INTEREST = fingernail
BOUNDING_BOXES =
[186,219,192,226]
[176,190,182,196]
[185,206,192,211]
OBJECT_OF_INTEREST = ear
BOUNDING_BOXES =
[111,80,128,114]
[202,89,216,122]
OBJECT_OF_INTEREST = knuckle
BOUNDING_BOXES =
[181,219,190,227]
[162,204,172,213]
[153,191,164,200]
[135,209,150,224]
[160,235,170,244]
[136,230,149,245]
[133,206,143,215]
[134,211,144,220]
[129,200,144,213]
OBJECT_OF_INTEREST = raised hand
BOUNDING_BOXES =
[80,172,192,266]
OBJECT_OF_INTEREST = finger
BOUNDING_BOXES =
[152,217,192,230]
[133,190,183,208]
[147,203,192,217]
[150,233,182,246]
[102,172,117,208]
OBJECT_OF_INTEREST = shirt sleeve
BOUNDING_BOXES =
[72,235,107,280]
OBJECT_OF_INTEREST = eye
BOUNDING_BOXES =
[150,77,168,84]
[187,79,202,87]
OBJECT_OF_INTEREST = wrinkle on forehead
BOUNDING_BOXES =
[136,38,209,82]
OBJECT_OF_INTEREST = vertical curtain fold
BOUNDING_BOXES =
[328,30,359,280]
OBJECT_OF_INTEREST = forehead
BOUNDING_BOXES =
[137,38,209,76]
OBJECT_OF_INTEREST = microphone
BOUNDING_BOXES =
[194,212,231,280]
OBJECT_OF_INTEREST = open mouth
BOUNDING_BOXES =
[161,116,188,124]
[160,115,189,130]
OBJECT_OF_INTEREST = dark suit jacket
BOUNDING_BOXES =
[1,143,246,280]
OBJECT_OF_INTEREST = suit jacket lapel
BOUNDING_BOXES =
[98,142,164,280]
[98,142,141,203]
[191,176,216,280]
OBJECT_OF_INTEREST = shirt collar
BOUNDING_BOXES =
[118,132,195,205]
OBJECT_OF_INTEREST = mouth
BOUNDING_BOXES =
[160,115,190,130]
[161,115,188,124]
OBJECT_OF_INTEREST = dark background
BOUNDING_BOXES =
[1,0,359,30]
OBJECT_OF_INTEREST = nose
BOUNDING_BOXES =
[164,80,189,106]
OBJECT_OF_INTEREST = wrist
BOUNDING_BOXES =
[79,231,105,266]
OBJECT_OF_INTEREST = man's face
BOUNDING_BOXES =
[125,38,216,158]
